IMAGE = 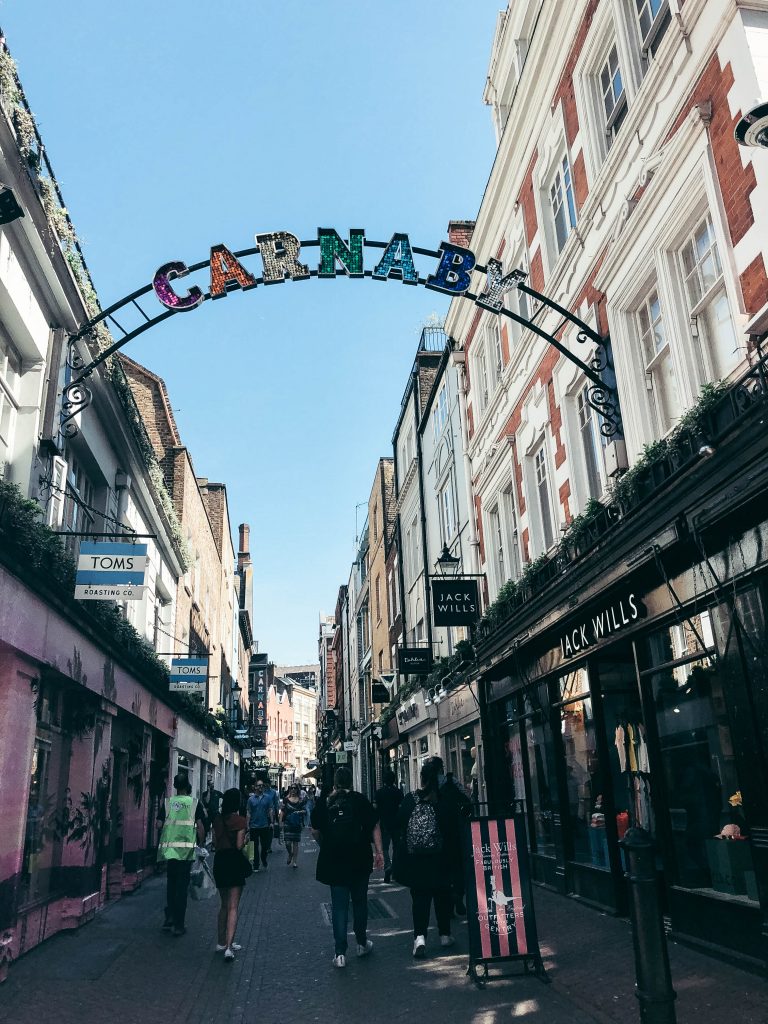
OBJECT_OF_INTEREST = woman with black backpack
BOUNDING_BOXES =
[393,758,456,959]
[310,766,384,969]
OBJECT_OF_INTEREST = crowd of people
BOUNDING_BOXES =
[156,757,472,968]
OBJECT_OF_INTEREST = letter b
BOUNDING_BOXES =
[426,242,476,295]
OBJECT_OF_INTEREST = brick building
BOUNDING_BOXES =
[121,357,244,793]
[443,0,768,969]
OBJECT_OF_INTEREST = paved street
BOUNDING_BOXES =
[1,833,765,1024]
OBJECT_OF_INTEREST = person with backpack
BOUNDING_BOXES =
[310,766,384,969]
[393,759,456,959]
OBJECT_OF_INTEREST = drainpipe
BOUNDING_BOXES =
[451,350,480,576]
[414,369,434,655]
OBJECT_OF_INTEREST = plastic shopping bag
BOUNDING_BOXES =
[245,840,255,863]
[189,846,216,900]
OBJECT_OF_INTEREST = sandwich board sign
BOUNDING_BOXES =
[75,541,147,600]
[169,657,208,694]
[463,816,546,986]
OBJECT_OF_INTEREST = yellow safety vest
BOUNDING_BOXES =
[157,795,196,862]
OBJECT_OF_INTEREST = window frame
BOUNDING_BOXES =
[529,437,558,555]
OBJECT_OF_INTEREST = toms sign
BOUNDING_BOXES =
[431,579,480,627]
[75,541,148,600]
[169,657,208,693]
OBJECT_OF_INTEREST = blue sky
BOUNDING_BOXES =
[2,1,501,662]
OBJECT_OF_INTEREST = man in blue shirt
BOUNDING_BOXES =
[247,779,276,871]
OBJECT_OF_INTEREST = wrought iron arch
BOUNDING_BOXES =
[61,235,622,438]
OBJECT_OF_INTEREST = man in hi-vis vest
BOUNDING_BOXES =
[158,773,206,936]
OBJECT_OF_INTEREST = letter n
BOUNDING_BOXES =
[318,228,365,277]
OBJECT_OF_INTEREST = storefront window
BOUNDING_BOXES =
[558,668,608,869]
[640,614,758,902]
[598,645,650,845]
[444,727,478,804]
[20,683,66,907]
[506,685,557,857]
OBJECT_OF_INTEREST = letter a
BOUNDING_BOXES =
[426,241,476,295]
[476,258,527,313]
[209,244,257,298]
[257,232,310,284]
[372,233,418,284]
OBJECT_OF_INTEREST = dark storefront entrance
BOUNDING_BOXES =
[485,570,768,969]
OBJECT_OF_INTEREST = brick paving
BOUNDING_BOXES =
[0,834,766,1023]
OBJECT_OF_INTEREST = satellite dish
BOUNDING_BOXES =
[735,101,768,148]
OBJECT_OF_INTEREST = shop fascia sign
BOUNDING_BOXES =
[169,656,208,694]
[560,593,641,659]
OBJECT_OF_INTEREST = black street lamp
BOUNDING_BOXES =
[435,543,461,577]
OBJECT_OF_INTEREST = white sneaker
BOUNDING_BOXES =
[412,935,427,958]
[440,935,455,947]
[333,954,346,968]
[356,940,374,957]
[224,947,235,962]
[216,943,242,952]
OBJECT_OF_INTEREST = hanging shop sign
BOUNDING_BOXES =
[397,647,433,674]
[169,657,208,693]
[559,592,642,659]
[343,741,357,752]
[431,579,480,627]
[253,667,267,743]
[335,751,349,764]
[371,681,392,704]
[463,816,545,983]
[74,541,147,600]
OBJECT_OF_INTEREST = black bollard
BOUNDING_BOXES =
[621,827,677,1024]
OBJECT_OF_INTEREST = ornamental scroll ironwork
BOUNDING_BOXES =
[60,231,623,438]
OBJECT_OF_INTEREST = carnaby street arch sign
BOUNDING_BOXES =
[61,228,622,437]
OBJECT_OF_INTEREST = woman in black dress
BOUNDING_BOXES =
[212,788,251,960]
[280,784,308,868]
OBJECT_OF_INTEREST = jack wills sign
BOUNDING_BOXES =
[560,592,642,659]
[431,579,480,626]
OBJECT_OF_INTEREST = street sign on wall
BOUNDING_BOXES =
[169,657,208,693]
[75,541,147,600]
[431,579,480,626]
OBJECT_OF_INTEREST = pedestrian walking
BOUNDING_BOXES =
[374,769,404,883]
[393,759,457,959]
[281,783,308,868]
[212,787,251,961]
[310,766,384,969]
[431,755,472,915]
[157,773,207,937]
[247,779,276,872]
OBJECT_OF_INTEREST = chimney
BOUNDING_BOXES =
[447,220,476,250]
[238,523,251,565]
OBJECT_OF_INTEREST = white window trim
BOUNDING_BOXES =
[574,3,638,182]
[533,110,579,278]
[523,433,560,557]
[600,134,745,461]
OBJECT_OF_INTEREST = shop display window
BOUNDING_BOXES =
[20,683,67,907]
[557,668,609,869]
[444,727,479,807]
[598,646,651,845]
[506,684,557,857]
[640,612,758,903]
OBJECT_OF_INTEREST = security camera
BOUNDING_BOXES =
[735,102,768,149]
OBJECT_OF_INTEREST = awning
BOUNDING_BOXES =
[301,766,321,779]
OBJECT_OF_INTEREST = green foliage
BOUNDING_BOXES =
[0,49,21,106]
[479,380,733,641]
